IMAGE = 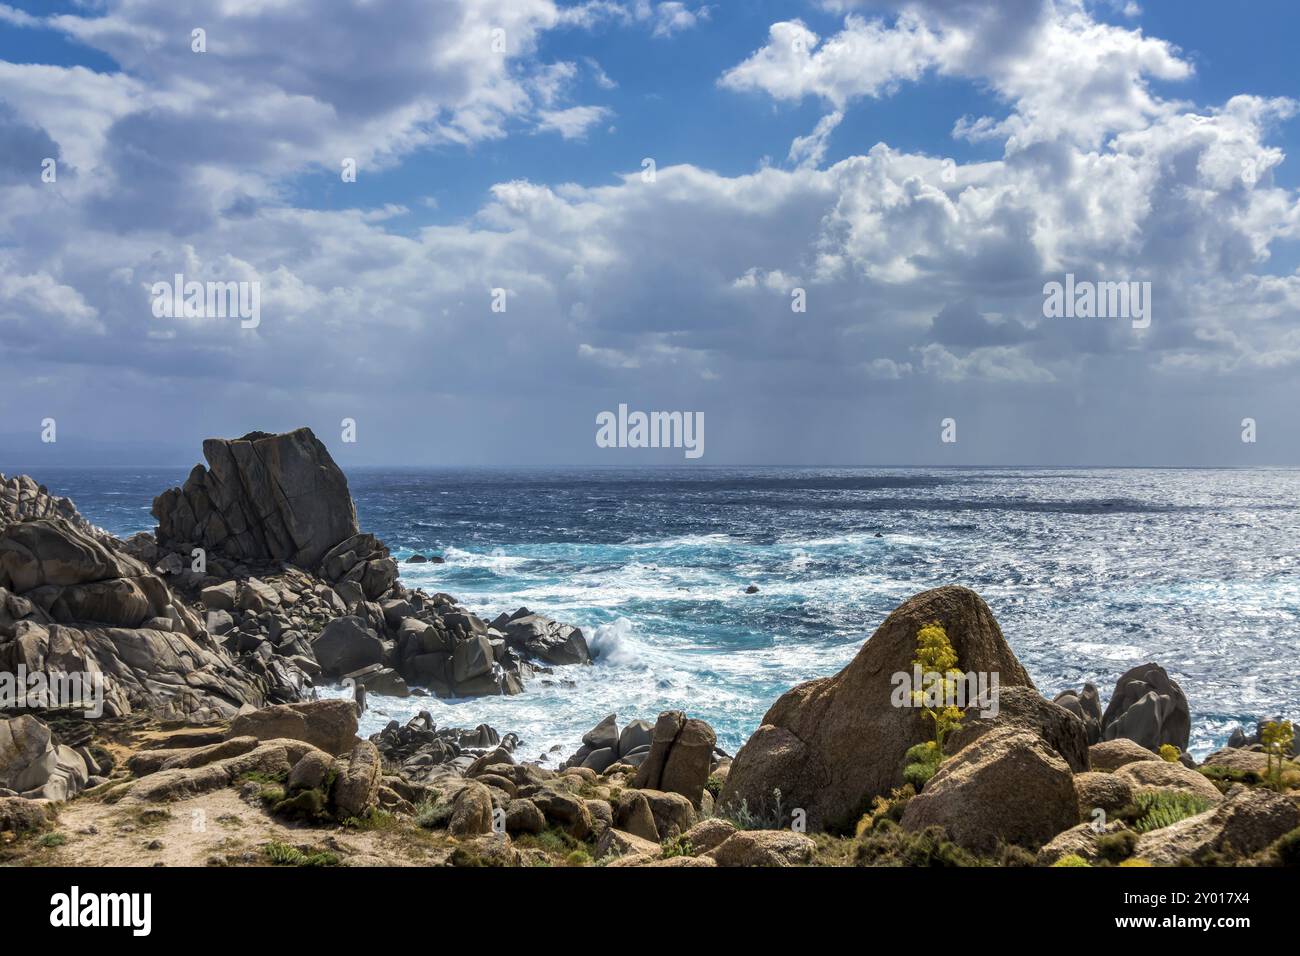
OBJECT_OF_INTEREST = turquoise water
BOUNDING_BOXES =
[19,466,1300,761]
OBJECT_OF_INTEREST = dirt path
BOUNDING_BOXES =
[10,786,451,868]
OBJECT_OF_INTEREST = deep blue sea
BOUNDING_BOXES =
[12,466,1300,761]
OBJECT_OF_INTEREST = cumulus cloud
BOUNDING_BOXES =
[1,0,1298,465]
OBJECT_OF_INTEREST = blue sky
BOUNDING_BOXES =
[2,1,1300,467]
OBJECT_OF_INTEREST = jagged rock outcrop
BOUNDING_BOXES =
[1100,662,1191,753]
[152,428,359,571]
[1052,683,1102,744]
[632,711,717,809]
[0,714,89,801]
[562,714,656,773]
[0,474,97,537]
[0,517,281,721]
[720,585,1036,831]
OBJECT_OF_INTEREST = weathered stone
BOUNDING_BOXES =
[682,817,737,854]
[448,782,494,837]
[595,827,661,862]
[1135,788,1300,865]
[0,794,54,834]
[1036,821,1133,866]
[583,714,619,751]
[706,830,816,867]
[504,798,545,835]
[947,686,1089,773]
[639,788,697,841]
[618,719,653,757]
[633,711,716,809]
[1074,771,1134,819]
[900,727,1079,853]
[531,787,592,838]
[200,581,238,612]
[1088,737,1162,772]
[287,749,334,792]
[331,740,381,820]
[228,700,359,755]
[311,616,384,677]
[1113,760,1223,802]
[613,789,661,842]
[0,715,88,802]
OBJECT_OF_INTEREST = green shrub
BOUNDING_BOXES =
[1271,827,1300,867]
[721,789,787,830]
[1198,765,1258,790]
[448,846,485,867]
[1052,854,1091,867]
[1096,828,1139,863]
[661,835,695,859]
[272,788,329,822]
[856,824,978,867]
[516,827,580,856]
[903,741,943,790]
[415,798,453,829]
[854,785,915,838]
[911,622,964,752]
[262,841,338,867]
[1128,791,1213,833]
[1262,721,1296,791]
[705,773,724,798]
[997,844,1037,867]
[565,849,593,867]
[1159,744,1180,763]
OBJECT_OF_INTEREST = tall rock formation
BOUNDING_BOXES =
[152,428,359,571]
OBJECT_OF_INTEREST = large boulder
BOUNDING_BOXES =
[900,727,1079,853]
[0,715,88,802]
[331,740,382,819]
[0,794,55,834]
[633,711,716,808]
[706,830,816,867]
[1074,771,1134,819]
[1099,663,1190,753]
[1112,759,1223,803]
[501,612,591,666]
[227,700,359,755]
[448,782,494,837]
[1088,737,1162,772]
[946,685,1089,773]
[721,586,1035,831]
[1052,683,1102,744]
[311,616,384,677]
[1134,788,1300,865]
[151,428,359,572]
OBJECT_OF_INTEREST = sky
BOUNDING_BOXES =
[1,0,1299,468]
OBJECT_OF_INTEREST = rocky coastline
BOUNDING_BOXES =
[1,429,1297,868]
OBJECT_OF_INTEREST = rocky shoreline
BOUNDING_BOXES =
[1,429,1297,868]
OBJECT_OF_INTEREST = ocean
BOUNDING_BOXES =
[16,466,1300,761]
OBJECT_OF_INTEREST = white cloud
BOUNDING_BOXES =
[537,105,614,140]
